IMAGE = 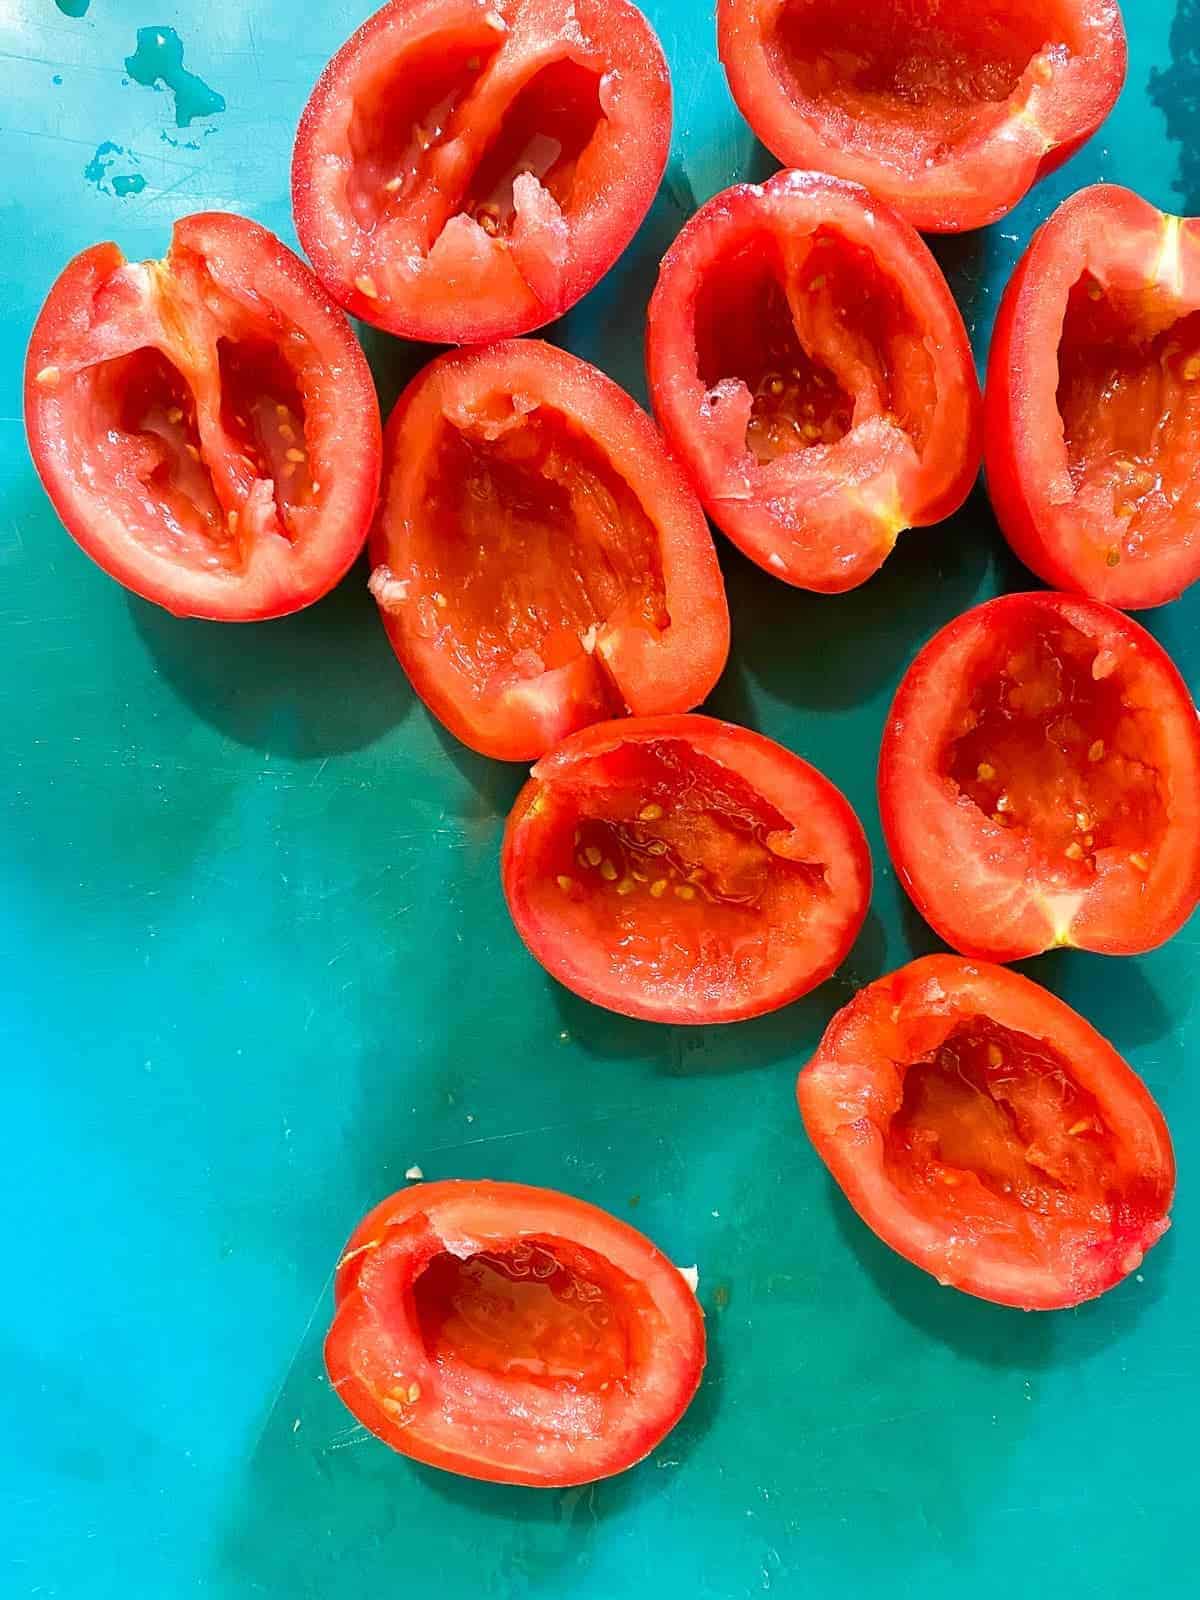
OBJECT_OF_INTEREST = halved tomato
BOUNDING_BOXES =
[880,592,1200,962]
[645,171,981,594]
[798,955,1175,1310]
[986,184,1200,610]
[326,1179,705,1486]
[25,212,381,622]
[293,0,671,344]
[502,714,871,1023]
[369,341,730,761]
[717,0,1127,234]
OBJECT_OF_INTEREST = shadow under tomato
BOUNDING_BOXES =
[427,717,530,822]
[1148,0,1200,211]
[127,556,412,759]
[354,318,439,422]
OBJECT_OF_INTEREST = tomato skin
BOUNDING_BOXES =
[646,171,981,594]
[326,1180,705,1487]
[879,592,1200,962]
[292,0,671,344]
[502,714,872,1024]
[25,213,381,622]
[985,184,1200,610]
[370,341,729,762]
[717,1,1127,234]
[798,956,1175,1310]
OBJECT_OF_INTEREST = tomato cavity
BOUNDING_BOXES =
[383,399,667,709]
[884,1017,1158,1275]
[413,1239,630,1390]
[769,0,1070,162]
[942,614,1165,882]
[696,225,933,469]
[1056,265,1200,574]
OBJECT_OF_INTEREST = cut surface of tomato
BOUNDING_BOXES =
[502,714,871,1023]
[797,955,1174,1309]
[293,0,671,343]
[25,213,381,622]
[986,184,1200,610]
[370,342,729,761]
[717,1,1127,233]
[880,592,1200,962]
[646,171,981,594]
[326,1180,705,1486]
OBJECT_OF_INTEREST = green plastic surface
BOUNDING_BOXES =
[3,2,1198,1596]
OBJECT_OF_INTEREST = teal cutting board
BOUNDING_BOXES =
[2,3,1197,1596]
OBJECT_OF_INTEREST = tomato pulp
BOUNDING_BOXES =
[293,0,671,344]
[717,1,1127,234]
[880,592,1200,962]
[370,342,730,761]
[986,185,1200,610]
[326,1180,705,1486]
[646,171,981,594]
[502,715,871,1023]
[25,213,381,621]
[798,957,1174,1309]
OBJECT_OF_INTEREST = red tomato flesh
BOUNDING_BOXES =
[718,1,1127,233]
[797,956,1175,1309]
[293,0,671,343]
[502,715,871,1023]
[986,184,1200,609]
[326,1180,705,1486]
[370,342,729,761]
[880,592,1200,962]
[646,171,981,593]
[25,213,381,621]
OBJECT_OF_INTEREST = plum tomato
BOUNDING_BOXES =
[717,0,1128,234]
[25,212,381,622]
[502,714,872,1023]
[325,1179,706,1486]
[879,592,1200,962]
[293,0,672,344]
[369,341,730,761]
[986,184,1200,610]
[798,955,1175,1310]
[646,170,981,594]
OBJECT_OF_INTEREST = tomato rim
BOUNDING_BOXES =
[985,183,1200,610]
[646,169,981,594]
[717,0,1128,234]
[797,955,1175,1310]
[25,212,381,622]
[326,1179,706,1486]
[369,340,730,762]
[502,713,872,1024]
[879,591,1200,962]
[292,0,672,344]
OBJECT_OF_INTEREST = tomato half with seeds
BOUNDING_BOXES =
[717,1,1127,234]
[369,341,730,762]
[326,1180,705,1486]
[798,956,1175,1309]
[646,171,981,594]
[502,714,871,1023]
[293,0,671,344]
[880,592,1200,962]
[986,185,1200,610]
[25,213,380,622]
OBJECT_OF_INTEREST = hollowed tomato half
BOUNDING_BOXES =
[369,342,730,761]
[798,956,1175,1309]
[646,171,981,594]
[502,714,871,1023]
[326,1180,705,1486]
[717,0,1127,234]
[25,213,381,621]
[880,592,1200,962]
[293,0,671,344]
[986,185,1200,610]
